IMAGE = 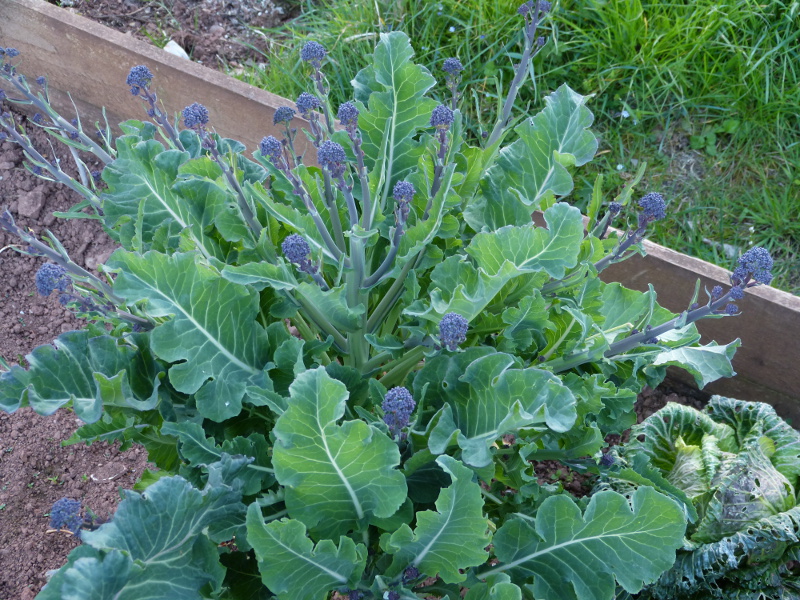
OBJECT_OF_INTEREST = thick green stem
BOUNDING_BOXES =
[378,346,426,388]
[366,255,416,333]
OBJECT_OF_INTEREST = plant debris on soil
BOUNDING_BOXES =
[50,0,296,69]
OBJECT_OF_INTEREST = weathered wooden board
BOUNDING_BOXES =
[0,0,315,158]
[3,0,799,419]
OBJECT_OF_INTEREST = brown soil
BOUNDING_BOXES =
[52,0,296,69]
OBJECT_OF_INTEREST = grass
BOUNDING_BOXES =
[233,0,799,293]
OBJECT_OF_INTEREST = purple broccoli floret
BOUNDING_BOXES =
[393,181,415,203]
[430,104,454,129]
[732,246,773,286]
[35,263,70,297]
[126,65,153,95]
[273,106,296,125]
[296,92,321,116]
[259,135,283,162]
[49,497,83,536]
[442,58,464,75]
[382,386,416,436]
[300,41,327,66]
[317,140,346,176]
[182,102,209,129]
[337,102,359,128]
[439,312,468,351]
[637,192,666,223]
[281,233,311,264]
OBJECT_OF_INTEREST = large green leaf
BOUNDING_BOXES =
[352,31,438,190]
[384,456,490,582]
[649,341,740,388]
[464,84,598,230]
[406,203,582,324]
[246,510,367,600]
[424,352,576,467]
[0,330,162,423]
[272,367,407,537]
[466,203,584,280]
[489,487,686,600]
[107,250,271,421]
[37,457,248,600]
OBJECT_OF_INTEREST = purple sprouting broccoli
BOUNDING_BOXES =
[732,246,773,286]
[35,263,70,297]
[637,192,666,224]
[337,102,359,128]
[393,180,415,224]
[430,104,454,129]
[296,92,321,117]
[259,135,283,162]
[608,201,622,216]
[4,48,20,58]
[300,41,327,67]
[282,233,311,264]
[599,453,615,467]
[442,58,464,75]
[49,497,83,536]
[439,312,468,351]
[126,65,153,95]
[518,0,551,16]
[182,102,209,130]
[273,106,296,125]
[385,591,401,600]
[317,140,347,177]
[403,566,421,584]
[382,386,416,437]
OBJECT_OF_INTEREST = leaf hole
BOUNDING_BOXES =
[637,434,645,442]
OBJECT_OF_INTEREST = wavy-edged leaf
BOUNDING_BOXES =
[466,203,584,280]
[37,457,248,600]
[107,250,271,422]
[424,352,576,467]
[489,487,686,600]
[384,455,490,582]
[649,340,740,388]
[0,330,162,423]
[465,84,598,230]
[353,31,438,188]
[246,510,367,600]
[464,574,522,600]
[272,367,407,537]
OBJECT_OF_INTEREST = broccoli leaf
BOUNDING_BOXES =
[490,487,686,600]
[246,511,367,600]
[272,367,407,537]
[384,456,490,582]
[107,249,272,422]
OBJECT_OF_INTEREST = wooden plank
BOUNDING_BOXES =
[0,0,315,159]
[3,0,799,417]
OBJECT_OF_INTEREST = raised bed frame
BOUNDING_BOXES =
[3,0,800,420]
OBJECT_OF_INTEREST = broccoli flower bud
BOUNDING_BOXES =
[382,387,416,436]
[259,135,282,162]
[182,102,209,130]
[317,140,347,177]
[49,497,83,536]
[337,101,359,128]
[637,192,666,223]
[732,246,773,286]
[296,92,321,117]
[442,58,464,75]
[273,106,296,125]
[35,263,70,297]
[300,41,327,67]
[439,312,468,351]
[126,64,153,95]
[281,233,311,264]
[430,104,454,130]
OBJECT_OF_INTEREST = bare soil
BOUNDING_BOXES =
[52,0,296,69]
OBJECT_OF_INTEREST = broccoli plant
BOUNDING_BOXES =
[0,3,775,598]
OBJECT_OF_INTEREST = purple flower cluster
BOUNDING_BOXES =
[126,65,153,95]
[296,92,321,117]
[273,106,296,125]
[49,497,83,536]
[637,192,666,223]
[182,102,209,129]
[430,104,454,129]
[442,58,464,75]
[317,140,346,176]
[337,102,359,128]
[393,180,415,203]
[259,135,282,162]
[732,246,773,286]
[300,41,327,67]
[35,263,70,297]
[383,387,416,436]
[439,312,468,351]
[281,233,311,264]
